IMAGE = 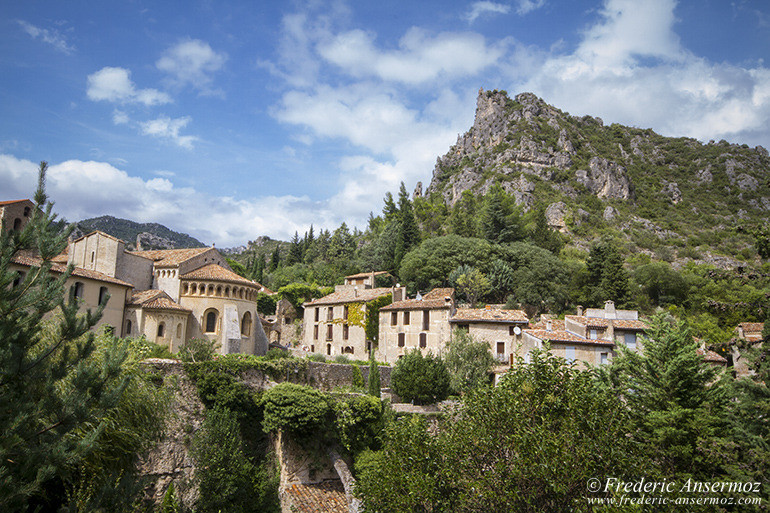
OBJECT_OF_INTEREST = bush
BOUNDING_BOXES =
[264,347,289,360]
[351,365,364,389]
[444,329,495,394]
[179,337,218,363]
[391,349,450,404]
[334,395,383,454]
[261,383,332,439]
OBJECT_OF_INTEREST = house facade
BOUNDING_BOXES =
[378,288,455,364]
[303,273,404,358]
[450,306,530,364]
[0,199,35,233]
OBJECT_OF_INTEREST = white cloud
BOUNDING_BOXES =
[139,116,198,149]
[513,0,770,146]
[465,2,511,23]
[112,109,129,125]
[0,154,331,245]
[87,67,171,106]
[17,20,74,54]
[515,0,546,15]
[156,39,226,94]
[318,27,508,84]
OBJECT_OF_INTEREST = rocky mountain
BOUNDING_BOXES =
[71,216,205,250]
[426,89,769,264]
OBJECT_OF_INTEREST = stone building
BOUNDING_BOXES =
[303,271,404,358]
[731,322,764,377]
[9,222,269,356]
[378,288,455,364]
[449,306,530,364]
[0,199,35,233]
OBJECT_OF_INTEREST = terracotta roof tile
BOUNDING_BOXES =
[738,322,764,334]
[305,287,392,306]
[284,481,347,513]
[565,315,648,331]
[450,308,528,324]
[381,288,455,311]
[180,264,260,287]
[525,328,615,346]
[11,251,133,287]
[531,319,566,331]
[130,247,213,266]
[127,290,190,312]
[345,270,390,280]
[0,199,33,207]
[697,348,728,364]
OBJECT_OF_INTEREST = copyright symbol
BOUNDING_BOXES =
[587,478,601,493]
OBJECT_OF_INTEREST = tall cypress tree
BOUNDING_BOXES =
[394,182,420,271]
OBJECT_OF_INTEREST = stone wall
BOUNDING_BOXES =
[305,361,391,391]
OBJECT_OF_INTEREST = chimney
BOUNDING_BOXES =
[606,319,615,342]
[546,320,552,332]
[737,326,744,339]
[576,305,583,317]
[369,270,376,289]
[485,304,492,310]
[604,300,616,319]
[354,286,358,298]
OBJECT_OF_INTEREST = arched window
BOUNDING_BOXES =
[12,271,25,288]
[125,319,132,335]
[12,218,21,231]
[204,310,218,333]
[241,311,252,336]
[157,322,165,337]
[327,343,332,355]
[98,286,108,305]
[23,206,30,217]
[176,323,182,339]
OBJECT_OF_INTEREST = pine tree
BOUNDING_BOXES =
[394,183,420,271]
[270,244,281,271]
[382,192,398,221]
[288,231,303,265]
[585,237,630,306]
[368,350,381,398]
[0,162,123,509]
[530,205,563,253]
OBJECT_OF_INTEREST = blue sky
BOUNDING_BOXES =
[1,0,769,246]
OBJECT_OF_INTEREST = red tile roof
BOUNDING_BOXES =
[345,270,391,280]
[450,307,529,324]
[130,247,213,266]
[127,290,190,312]
[305,287,392,306]
[380,288,455,311]
[283,481,348,513]
[11,250,133,287]
[565,315,648,331]
[180,264,261,287]
[525,328,615,346]
[738,322,764,334]
[697,348,728,364]
[72,230,124,244]
[0,199,33,206]
[530,319,566,331]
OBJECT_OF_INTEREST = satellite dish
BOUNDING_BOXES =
[513,326,522,335]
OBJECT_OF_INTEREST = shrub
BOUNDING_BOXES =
[444,329,495,394]
[261,383,332,439]
[179,337,218,363]
[391,350,450,404]
[334,395,383,454]
[264,347,289,360]
[351,365,364,389]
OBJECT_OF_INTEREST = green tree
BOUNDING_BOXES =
[394,182,420,270]
[333,394,383,454]
[449,190,480,238]
[269,244,281,271]
[261,383,332,439]
[287,231,303,265]
[444,329,495,394]
[390,349,450,404]
[0,163,148,510]
[583,237,630,306]
[453,266,490,307]
[367,351,381,398]
[351,364,364,389]
[480,185,525,244]
[529,204,563,254]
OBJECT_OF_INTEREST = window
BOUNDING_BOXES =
[327,307,333,321]
[90,252,95,264]
[398,333,405,347]
[157,323,165,337]
[589,329,598,340]
[343,305,348,320]
[509,326,516,336]
[205,310,218,333]
[457,323,469,331]
[625,333,637,351]
[310,345,315,352]
[422,310,430,331]
[565,346,575,364]
[12,218,21,231]
[125,320,132,335]
[419,333,427,348]
[391,312,397,326]
[71,281,84,300]
[12,271,25,288]
[497,341,505,354]
[600,352,609,365]
[98,286,108,305]
[403,311,410,325]
[313,325,319,340]
[343,324,349,340]
[23,206,30,217]
[314,308,319,322]
[327,344,332,355]
[177,323,183,339]
[326,324,333,341]
[241,312,252,336]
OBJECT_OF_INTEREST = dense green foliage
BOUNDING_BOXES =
[261,383,333,439]
[444,329,495,394]
[390,349,450,404]
[0,164,167,511]
[367,353,381,398]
